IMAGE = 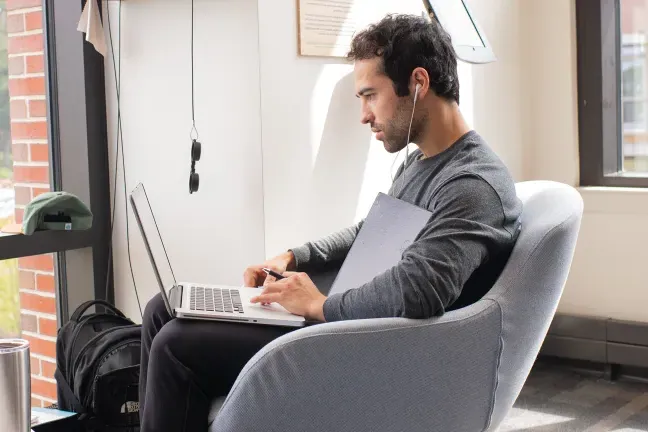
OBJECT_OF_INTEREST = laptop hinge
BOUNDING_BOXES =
[169,284,183,309]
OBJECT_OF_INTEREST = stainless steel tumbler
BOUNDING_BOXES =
[0,339,31,432]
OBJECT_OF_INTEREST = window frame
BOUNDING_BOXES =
[576,0,648,187]
[0,0,114,322]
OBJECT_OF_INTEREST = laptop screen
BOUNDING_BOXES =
[130,183,177,298]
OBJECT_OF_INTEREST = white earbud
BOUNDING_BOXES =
[401,83,421,185]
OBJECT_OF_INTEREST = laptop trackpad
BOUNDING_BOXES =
[238,287,305,321]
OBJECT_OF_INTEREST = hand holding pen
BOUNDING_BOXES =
[262,268,286,281]
[259,268,285,305]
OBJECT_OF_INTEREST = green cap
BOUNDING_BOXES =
[20,191,93,235]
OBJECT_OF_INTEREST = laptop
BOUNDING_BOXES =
[130,182,306,327]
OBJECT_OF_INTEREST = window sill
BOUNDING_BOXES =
[578,186,648,215]
[0,229,94,260]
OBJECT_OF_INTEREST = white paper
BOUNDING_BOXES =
[298,0,357,57]
[31,407,77,426]
[298,0,425,58]
[31,410,60,426]
[77,0,107,57]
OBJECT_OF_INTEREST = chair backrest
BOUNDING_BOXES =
[483,180,583,430]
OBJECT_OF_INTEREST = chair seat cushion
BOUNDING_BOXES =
[208,396,227,428]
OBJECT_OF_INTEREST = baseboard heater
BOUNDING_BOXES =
[539,313,648,373]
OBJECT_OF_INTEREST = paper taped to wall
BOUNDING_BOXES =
[297,0,425,58]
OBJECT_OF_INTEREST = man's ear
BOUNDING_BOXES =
[411,67,430,99]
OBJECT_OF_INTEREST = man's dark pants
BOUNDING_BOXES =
[138,293,298,432]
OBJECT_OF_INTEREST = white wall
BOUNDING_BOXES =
[564,188,648,321]
[521,0,580,185]
[469,0,527,182]
[108,0,648,324]
[514,0,648,323]
[104,0,266,320]
[105,0,432,319]
[106,0,527,318]
[258,0,442,257]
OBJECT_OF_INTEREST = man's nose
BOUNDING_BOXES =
[360,103,373,125]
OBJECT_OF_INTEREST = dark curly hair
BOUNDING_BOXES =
[347,14,459,104]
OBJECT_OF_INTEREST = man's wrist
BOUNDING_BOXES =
[283,250,297,271]
[309,295,327,322]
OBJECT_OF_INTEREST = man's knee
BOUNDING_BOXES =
[143,293,166,328]
[149,320,185,361]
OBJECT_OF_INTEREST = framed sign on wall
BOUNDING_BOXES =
[297,0,425,58]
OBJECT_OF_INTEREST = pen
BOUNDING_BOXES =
[262,268,286,280]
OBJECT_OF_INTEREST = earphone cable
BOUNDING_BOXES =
[402,88,419,186]
[390,149,403,182]
[391,87,419,187]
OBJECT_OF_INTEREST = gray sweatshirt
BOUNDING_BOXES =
[290,130,522,322]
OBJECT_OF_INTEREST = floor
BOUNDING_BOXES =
[498,360,648,432]
[42,358,648,432]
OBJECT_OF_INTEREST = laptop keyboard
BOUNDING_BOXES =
[189,286,244,314]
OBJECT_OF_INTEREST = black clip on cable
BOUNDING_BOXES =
[189,139,201,194]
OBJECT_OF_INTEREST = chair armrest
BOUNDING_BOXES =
[211,299,503,432]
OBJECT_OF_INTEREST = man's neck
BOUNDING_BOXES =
[416,101,471,159]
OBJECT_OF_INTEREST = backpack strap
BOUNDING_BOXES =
[54,368,85,413]
[78,413,105,432]
[71,300,126,322]
[79,412,140,431]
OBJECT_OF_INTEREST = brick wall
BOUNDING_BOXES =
[7,0,57,408]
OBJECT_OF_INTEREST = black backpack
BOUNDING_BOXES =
[54,300,142,431]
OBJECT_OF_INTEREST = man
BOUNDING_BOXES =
[139,14,522,432]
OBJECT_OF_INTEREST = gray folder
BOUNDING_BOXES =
[324,192,433,296]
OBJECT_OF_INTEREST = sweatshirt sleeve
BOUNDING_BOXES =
[323,175,508,322]
[289,220,364,272]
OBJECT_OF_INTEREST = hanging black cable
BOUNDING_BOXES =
[189,0,201,194]
[106,0,142,318]
[191,0,196,136]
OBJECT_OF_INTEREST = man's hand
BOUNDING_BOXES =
[243,251,296,288]
[250,272,327,322]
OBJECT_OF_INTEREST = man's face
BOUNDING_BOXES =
[354,58,418,153]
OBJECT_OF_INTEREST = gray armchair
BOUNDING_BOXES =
[208,181,583,432]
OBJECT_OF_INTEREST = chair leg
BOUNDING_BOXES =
[604,363,620,381]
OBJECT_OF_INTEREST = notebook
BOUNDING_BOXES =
[325,192,433,296]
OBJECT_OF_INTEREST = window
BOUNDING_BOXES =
[621,19,648,171]
[0,0,55,233]
[577,0,648,185]
[621,57,645,127]
[0,252,59,407]
[0,2,60,407]
[0,5,10,225]
[0,0,114,406]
